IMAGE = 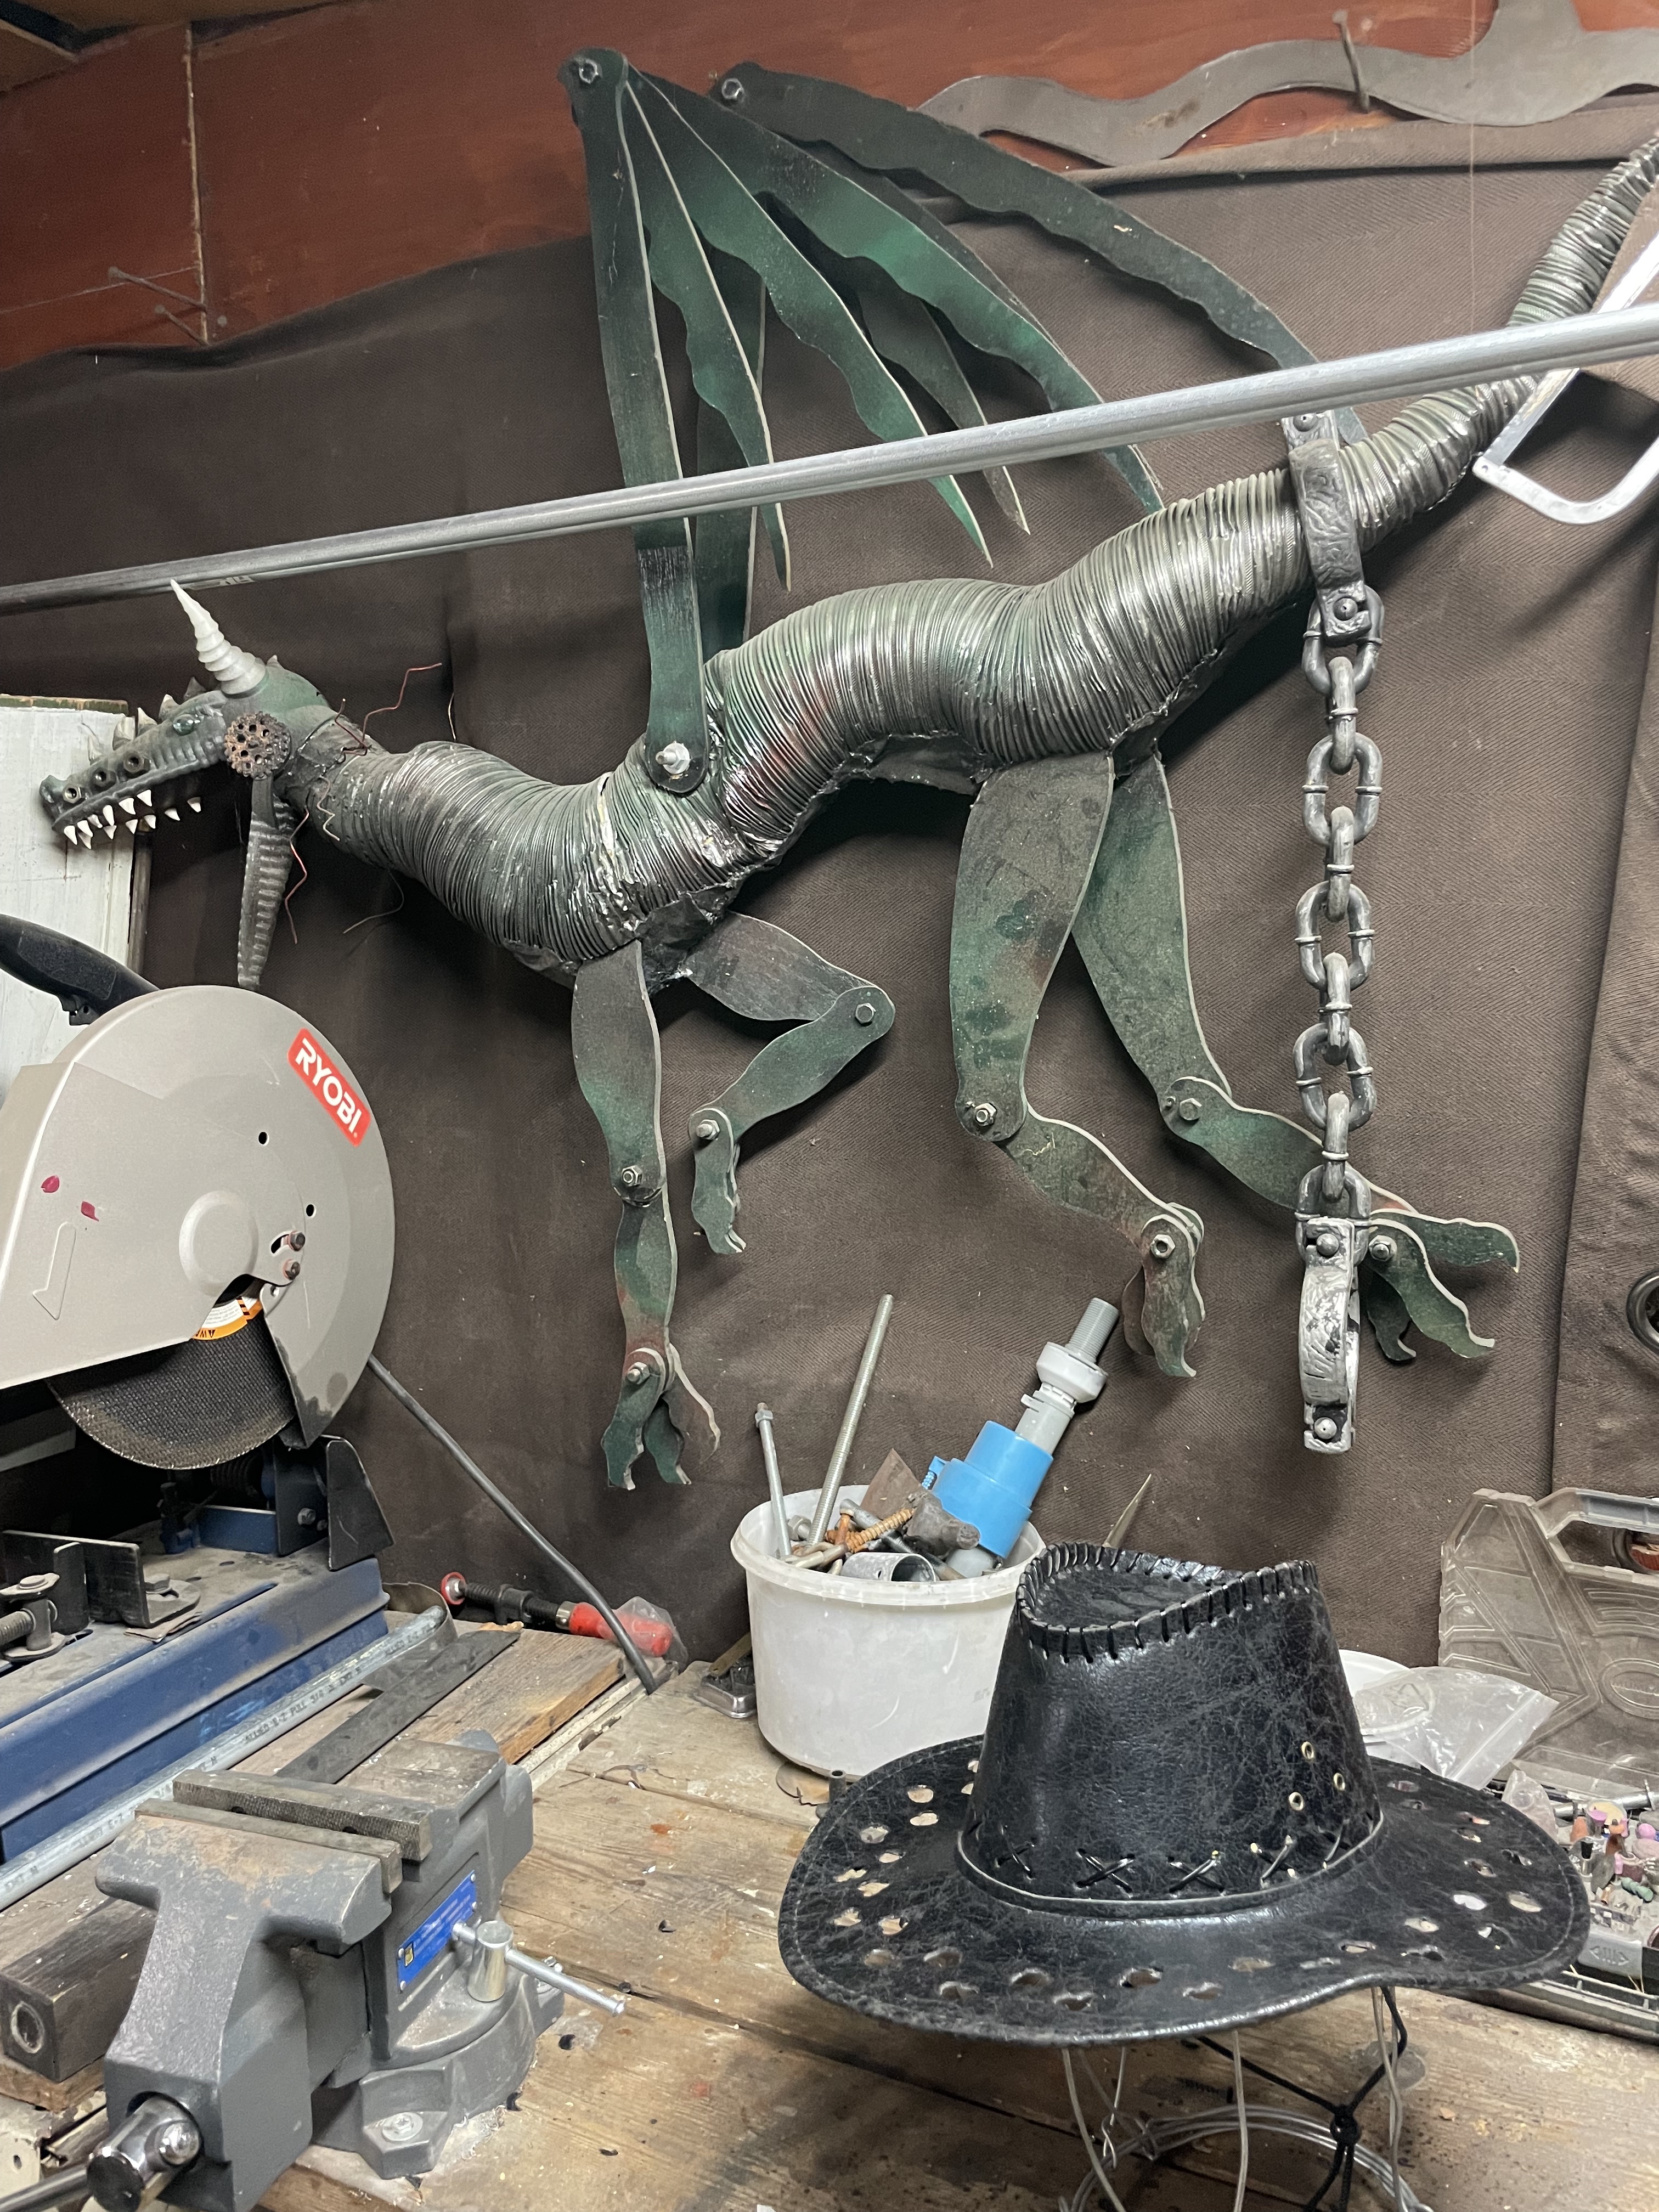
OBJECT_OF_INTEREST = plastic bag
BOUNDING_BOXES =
[1350,1664,1559,1788]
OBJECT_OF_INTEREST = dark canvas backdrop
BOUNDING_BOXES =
[4,102,1657,1661]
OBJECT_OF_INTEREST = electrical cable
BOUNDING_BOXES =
[1230,2033,1249,2212]
[1064,1991,1426,2212]
[366,1356,658,1694]
[1061,2049,1128,2212]
[1109,2106,1434,2212]
[1370,1987,1404,2211]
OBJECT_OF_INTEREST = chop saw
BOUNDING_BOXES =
[0,915,398,1860]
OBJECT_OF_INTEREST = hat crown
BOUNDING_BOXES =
[960,1546,1381,1916]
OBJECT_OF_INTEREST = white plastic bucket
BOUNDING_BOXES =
[731,1483,1043,1778]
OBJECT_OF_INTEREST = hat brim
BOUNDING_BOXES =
[778,1739,1588,2044]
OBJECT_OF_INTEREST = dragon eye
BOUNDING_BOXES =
[89,766,112,788]
[120,751,146,776]
[61,785,81,805]
[172,713,200,734]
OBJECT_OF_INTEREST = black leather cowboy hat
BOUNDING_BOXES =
[778,1545,1585,2042]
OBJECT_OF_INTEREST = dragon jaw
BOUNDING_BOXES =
[38,689,227,847]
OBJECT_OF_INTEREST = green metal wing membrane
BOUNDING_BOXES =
[721,62,1367,447]
[560,48,1354,793]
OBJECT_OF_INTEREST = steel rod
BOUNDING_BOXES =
[807,1294,895,1546]
[368,1356,658,1695]
[7,303,1659,616]
[754,1402,791,1560]
[452,1918,626,2017]
[0,1605,448,1911]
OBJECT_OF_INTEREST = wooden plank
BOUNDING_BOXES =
[564,1666,822,1831]
[407,1627,620,1763]
[0,26,202,370]
[0,699,137,1103]
[189,0,1504,341]
[504,1760,1659,2207]
[264,1979,1221,2212]
[0,29,74,97]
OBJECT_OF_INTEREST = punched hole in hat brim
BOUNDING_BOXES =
[1404,1916,1438,1932]
[1503,1850,1534,1869]
[907,1785,934,1804]
[924,1946,962,1969]
[879,1850,901,1864]
[1056,1991,1094,2011]
[1232,1957,1272,1973]
[1478,1925,1510,1946]
[1340,1940,1375,1954]
[1184,1983,1222,2000]
[910,1812,939,1827]
[1120,1966,1160,1989]
[863,1948,895,1967]
[834,1868,866,1883]
[878,1916,904,1936]
[1298,1957,1340,1971]
[1509,1892,1542,1912]
[1402,1944,1443,1960]
[938,1980,977,2000]
[1451,1892,1487,1911]
[859,1825,888,1844]
[1010,1967,1051,1991]
[1464,1859,1494,1877]
[1389,1779,1419,1793]
[834,1909,860,1927]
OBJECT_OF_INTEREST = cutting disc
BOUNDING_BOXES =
[50,1304,295,1471]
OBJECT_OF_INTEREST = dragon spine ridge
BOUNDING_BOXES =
[266,136,1659,980]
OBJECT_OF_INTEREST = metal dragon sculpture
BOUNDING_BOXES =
[36,53,1659,1488]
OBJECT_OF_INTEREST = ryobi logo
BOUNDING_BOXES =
[287,1030,370,1146]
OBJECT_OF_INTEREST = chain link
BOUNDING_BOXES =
[1293,585,1384,1208]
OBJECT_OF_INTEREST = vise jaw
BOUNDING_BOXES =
[94,1734,560,2212]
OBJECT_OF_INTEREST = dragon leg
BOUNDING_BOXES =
[570,942,719,1488]
[1071,753,1518,1361]
[680,912,894,1255]
[950,752,1204,1378]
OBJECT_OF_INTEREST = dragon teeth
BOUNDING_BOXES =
[143,815,157,831]
[163,805,180,821]
[187,797,201,813]
[101,804,116,827]
[119,797,136,815]
[62,825,77,844]
[138,789,153,806]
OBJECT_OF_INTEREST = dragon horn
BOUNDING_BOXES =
[170,581,266,696]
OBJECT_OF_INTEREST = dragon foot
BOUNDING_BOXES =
[689,1107,744,1254]
[602,1344,720,1489]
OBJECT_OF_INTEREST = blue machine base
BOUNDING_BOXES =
[0,1542,386,1859]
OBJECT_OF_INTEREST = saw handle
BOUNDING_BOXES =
[0,913,155,1025]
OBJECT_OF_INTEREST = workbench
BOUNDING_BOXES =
[4,1642,1655,2210]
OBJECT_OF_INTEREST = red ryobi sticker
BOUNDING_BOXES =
[288,1029,370,1146]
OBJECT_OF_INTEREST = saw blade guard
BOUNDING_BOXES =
[0,986,393,1447]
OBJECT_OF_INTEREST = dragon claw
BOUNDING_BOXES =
[690,1108,745,1255]
[1137,1213,1204,1379]
[601,1343,719,1488]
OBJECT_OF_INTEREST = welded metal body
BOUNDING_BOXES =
[32,118,1659,1485]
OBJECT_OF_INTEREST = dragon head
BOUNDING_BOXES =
[37,585,326,848]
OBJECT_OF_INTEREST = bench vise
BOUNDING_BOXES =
[83,1732,613,2212]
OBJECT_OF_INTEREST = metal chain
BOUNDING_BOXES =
[1280,408,1385,1454]
[1294,587,1383,1223]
